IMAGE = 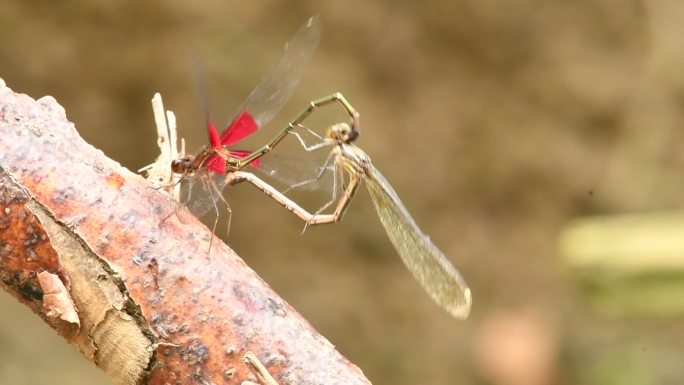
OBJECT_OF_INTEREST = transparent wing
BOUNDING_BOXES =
[364,165,472,319]
[235,17,322,129]
[179,172,228,218]
[252,153,334,192]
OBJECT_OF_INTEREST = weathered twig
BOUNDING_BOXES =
[139,93,184,200]
[0,78,371,385]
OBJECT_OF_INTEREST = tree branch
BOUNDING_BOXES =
[0,77,371,385]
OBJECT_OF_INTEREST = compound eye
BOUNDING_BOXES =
[170,159,183,173]
[339,123,355,142]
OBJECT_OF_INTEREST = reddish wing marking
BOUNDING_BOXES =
[207,120,222,149]
[203,150,260,173]
[205,153,227,174]
[220,111,258,146]
[205,112,261,173]
[205,119,226,173]
[228,150,261,168]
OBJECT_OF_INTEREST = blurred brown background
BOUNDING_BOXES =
[2,1,684,385]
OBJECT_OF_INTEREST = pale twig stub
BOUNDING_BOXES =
[139,92,183,200]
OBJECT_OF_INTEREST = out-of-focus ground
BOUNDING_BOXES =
[2,1,684,385]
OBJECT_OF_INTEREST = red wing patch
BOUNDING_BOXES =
[229,150,261,168]
[207,120,222,149]
[220,111,258,146]
[205,154,226,174]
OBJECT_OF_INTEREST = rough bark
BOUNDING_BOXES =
[0,77,371,385]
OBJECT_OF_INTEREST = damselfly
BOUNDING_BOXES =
[170,17,322,226]
[226,93,472,319]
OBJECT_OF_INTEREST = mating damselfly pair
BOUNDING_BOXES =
[144,17,471,319]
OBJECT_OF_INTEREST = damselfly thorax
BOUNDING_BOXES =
[170,147,250,177]
[170,146,212,176]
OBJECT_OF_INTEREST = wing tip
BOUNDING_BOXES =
[306,15,321,31]
[446,287,472,320]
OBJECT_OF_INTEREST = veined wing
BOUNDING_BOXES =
[180,171,228,218]
[253,153,335,191]
[223,17,322,143]
[364,164,472,319]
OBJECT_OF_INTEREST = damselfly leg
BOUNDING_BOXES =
[230,92,472,318]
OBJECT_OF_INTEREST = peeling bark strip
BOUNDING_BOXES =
[0,78,372,385]
[37,271,80,329]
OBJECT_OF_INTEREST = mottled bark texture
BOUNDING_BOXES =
[0,78,371,385]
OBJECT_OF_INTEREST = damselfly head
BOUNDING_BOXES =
[171,157,193,174]
[328,122,358,144]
